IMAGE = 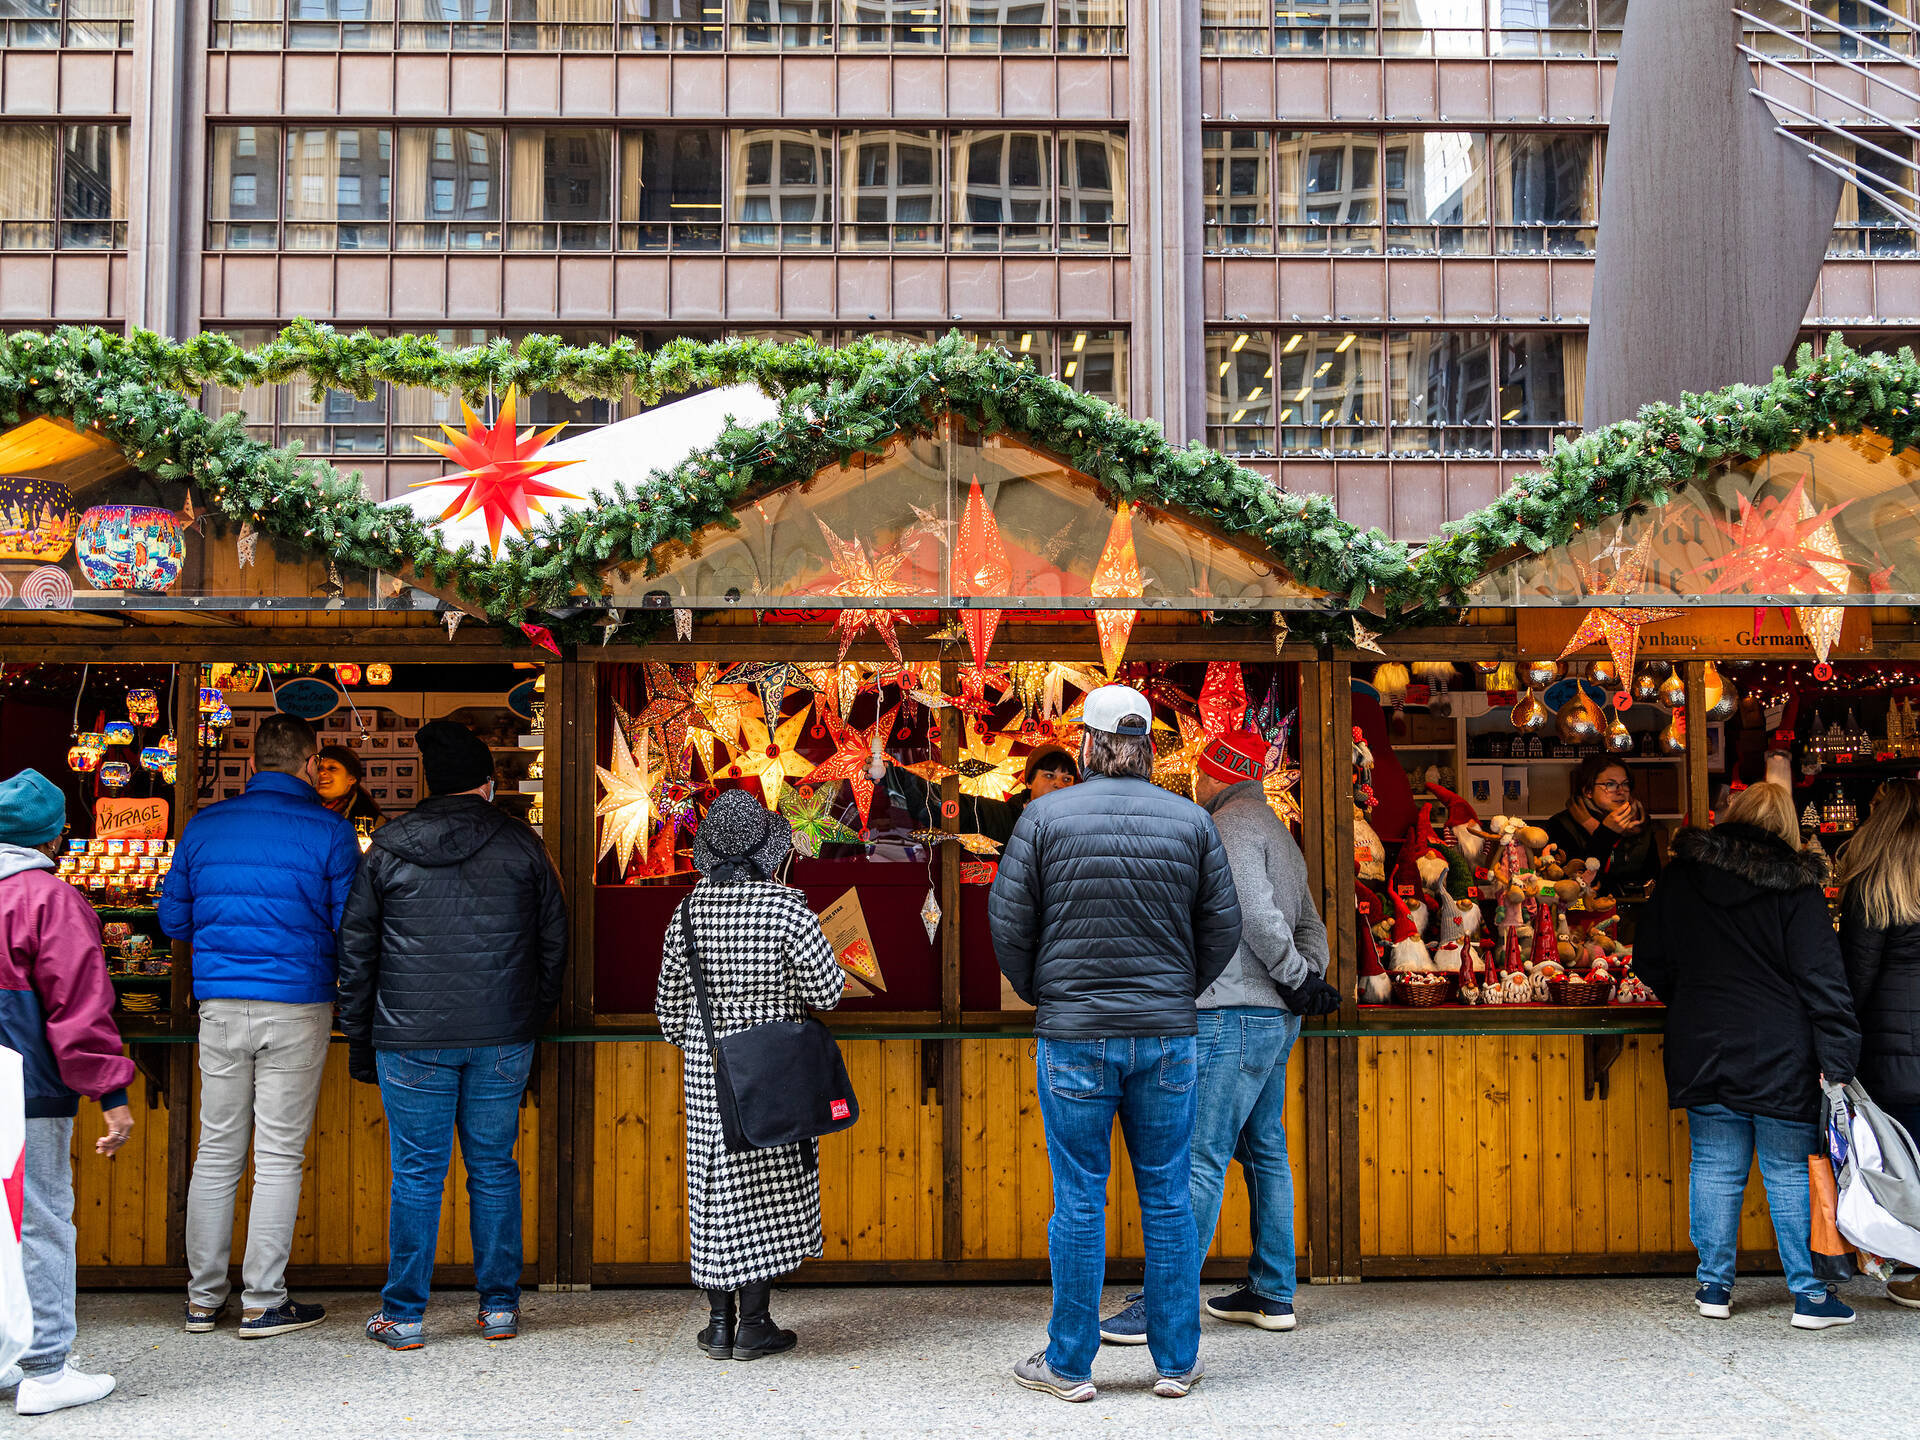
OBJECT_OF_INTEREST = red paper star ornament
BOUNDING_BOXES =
[412,386,582,557]
[1557,529,1683,678]
[954,479,1013,668]
[1090,501,1142,673]
[817,519,922,664]
[807,706,899,829]
[1689,478,1854,598]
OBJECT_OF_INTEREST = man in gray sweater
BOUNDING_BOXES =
[1101,729,1333,1344]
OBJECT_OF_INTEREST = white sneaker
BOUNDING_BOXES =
[15,1363,115,1415]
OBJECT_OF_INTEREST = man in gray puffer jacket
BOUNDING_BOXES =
[1102,728,1331,1346]
[989,685,1241,1405]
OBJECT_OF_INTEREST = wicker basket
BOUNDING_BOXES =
[1547,976,1616,1007]
[1391,973,1458,1008]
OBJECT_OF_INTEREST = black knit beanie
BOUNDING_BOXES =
[416,720,494,796]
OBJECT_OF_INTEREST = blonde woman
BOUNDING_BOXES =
[1633,783,1860,1330]
[1837,778,1920,1308]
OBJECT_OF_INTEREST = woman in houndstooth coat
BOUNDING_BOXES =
[656,789,843,1361]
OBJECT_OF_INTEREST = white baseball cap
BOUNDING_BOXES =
[1082,683,1152,736]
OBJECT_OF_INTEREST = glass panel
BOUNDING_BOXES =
[1207,330,1276,454]
[0,126,57,250]
[1498,330,1585,455]
[1382,0,1485,51]
[1464,431,1920,605]
[509,0,613,47]
[201,325,280,443]
[1203,128,1273,253]
[390,326,491,453]
[1201,0,1268,52]
[1390,329,1495,455]
[1827,136,1918,258]
[1492,132,1598,254]
[58,124,126,249]
[393,126,501,249]
[214,0,283,45]
[951,0,1049,48]
[1595,0,1625,51]
[507,127,611,250]
[1276,130,1379,252]
[1275,330,1385,452]
[1058,130,1124,251]
[1811,0,1911,56]
[842,0,942,45]
[1383,131,1489,253]
[282,127,390,250]
[0,0,59,45]
[968,328,1056,380]
[949,129,1052,251]
[1276,0,1376,51]
[840,129,942,249]
[729,128,833,248]
[1058,0,1122,49]
[1738,0,1800,52]
[728,0,831,45]
[620,127,724,249]
[286,0,394,45]
[398,0,503,45]
[282,383,389,454]
[1058,328,1125,405]
[622,0,722,47]
[207,125,279,249]
[1489,0,1589,54]
[66,0,134,44]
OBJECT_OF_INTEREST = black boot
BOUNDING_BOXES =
[731,1281,796,1360]
[696,1289,736,1360]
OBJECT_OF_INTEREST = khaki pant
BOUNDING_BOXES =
[185,999,332,1314]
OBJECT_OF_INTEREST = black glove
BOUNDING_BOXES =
[1275,973,1342,1017]
[346,1040,378,1085]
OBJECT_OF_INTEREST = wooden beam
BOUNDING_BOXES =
[1684,660,1711,825]
[164,663,201,1269]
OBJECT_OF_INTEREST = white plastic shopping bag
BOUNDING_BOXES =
[0,1047,31,1372]
[1827,1079,1920,1270]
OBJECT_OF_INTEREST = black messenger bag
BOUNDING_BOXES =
[679,903,860,1152]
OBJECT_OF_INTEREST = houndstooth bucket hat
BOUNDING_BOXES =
[692,787,793,881]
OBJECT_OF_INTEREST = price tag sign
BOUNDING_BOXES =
[1486,689,1519,707]
[1877,752,1897,763]
[1405,684,1432,706]
[1837,752,1855,765]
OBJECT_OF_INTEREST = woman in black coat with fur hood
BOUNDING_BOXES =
[1632,783,1860,1330]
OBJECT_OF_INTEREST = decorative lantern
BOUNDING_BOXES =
[139,746,168,773]
[366,663,392,687]
[208,662,264,693]
[334,663,362,687]
[1631,666,1662,704]
[1510,689,1552,735]
[1556,686,1605,745]
[1604,713,1636,754]
[98,761,131,792]
[1521,659,1561,689]
[0,475,77,562]
[67,745,101,773]
[1588,661,1619,689]
[1657,711,1687,756]
[1658,672,1688,710]
[125,688,159,725]
[74,504,186,592]
[161,762,177,785]
[210,703,233,728]
[160,733,178,758]
[103,721,135,747]
[198,686,221,713]
[1704,661,1739,720]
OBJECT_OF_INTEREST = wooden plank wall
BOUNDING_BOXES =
[75,1050,541,1274]
[1360,1035,1780,1267]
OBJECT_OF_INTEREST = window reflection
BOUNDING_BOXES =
[507,128,611,250]
[842,129,941,249]
[1492,133,1598,254]
[1383,132,1489,253]
[1276,132,1378,252]
[1207,332,1276,454]
[1277,332,1384,452]
[620,128,724,249]
[950,130,1052,251]
[1202,130,1273,252]
[730,128,834,248]
[1827,136,1918,257]
[1391,331,1494,454]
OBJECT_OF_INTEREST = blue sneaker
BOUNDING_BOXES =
[1695,1284,1732,1319]
[1098,1293,1148,1346]
[1206,1286,1297,1331]
[365,1313,425,1350]
[1791,1289,1856,1330]
[238,1299,325,1338]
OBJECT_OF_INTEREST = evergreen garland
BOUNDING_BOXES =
[0,324,1909,649]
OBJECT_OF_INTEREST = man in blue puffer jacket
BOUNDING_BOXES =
[159,713,359,1341]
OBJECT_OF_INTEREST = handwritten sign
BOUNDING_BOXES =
[94,796,168,840]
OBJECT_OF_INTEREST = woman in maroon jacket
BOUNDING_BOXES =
[0,768,135,1415]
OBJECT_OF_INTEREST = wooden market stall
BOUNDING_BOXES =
[7,325,1920,1291]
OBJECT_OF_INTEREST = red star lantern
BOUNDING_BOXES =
[817,519,922,664]
[954,479,1013,669]
[1199,662,1248,743]
[630,662,713,776]
[1090,501,1142,674]
[412,386,582,557]
[807,705,899,829]
[1690,478,1853,599]
[1556,529,1684,679]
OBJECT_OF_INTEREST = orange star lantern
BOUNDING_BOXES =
[1691,478,1853,604]
[954,479,1012,668]
[1557,529,1684,679]
[1090,501,1143,674]
[807,706,899,830]
[412,386,582,557]
[817,519,923,664]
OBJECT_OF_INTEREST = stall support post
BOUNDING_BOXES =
[1684,661,1711,825]
[164,664,202,1270]
[555,656,597,1289]
[937,644,963,1262]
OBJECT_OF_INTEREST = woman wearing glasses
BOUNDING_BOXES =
[1543,755,1662,896]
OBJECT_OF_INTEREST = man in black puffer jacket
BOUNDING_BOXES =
[338,720,565,1351]
[990,685,1241,1404]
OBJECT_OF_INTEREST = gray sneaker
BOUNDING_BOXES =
[1013,1349,1097,1403]
[1154,1361,1204,1398]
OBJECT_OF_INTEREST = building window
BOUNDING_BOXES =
[620,128,724,250]
[1826,135,1919,257]
[730,128,834,248]
[1207,128,1605,256]
[510,0,615,50]
[395,127,502,249]
[1207,327,1585,457]
[950,129,1051,251]
[214,0,397,47]
[0,0,134,46]
[842,129,942,249]
[1202,0,1631,56]
[0,124,126,250]
[507,129,612,250]
[283,128,391,250]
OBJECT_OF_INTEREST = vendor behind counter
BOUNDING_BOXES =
[1543,754,1662,896]
[878,743,1080,847]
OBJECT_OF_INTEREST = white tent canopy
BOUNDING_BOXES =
[385,383,781,553]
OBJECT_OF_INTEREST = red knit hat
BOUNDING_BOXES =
[1197,730,1274,785]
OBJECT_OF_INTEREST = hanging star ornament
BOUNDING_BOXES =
[1795,487,1855,665]
[442,609,463,641]
[1090,501,1143,673]
[956,723,1022,801]
[411,385,583,557]
[920,888,942,943]
[1690,477,1854,602]
[817,519,924,664]
[911,830,1002,856]
[594,724,658,876]
[1199,662,1248,743]
[954,479,1013,668]
[1557,529,1685,679]
[236,520,257,569]
[807,707,899,829]
[1349,618,1385,655]
[728,701,815,813]
[780,783,865,858]
[724,661,822,733]
[629,668,713,778]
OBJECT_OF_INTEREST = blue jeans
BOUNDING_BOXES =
[1191,1008,1301,1304]
[20,1118,75,1378]
[1687,1104,1822,1299]
[1034,1035,1201,1383]
[376,1044,533,1321]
